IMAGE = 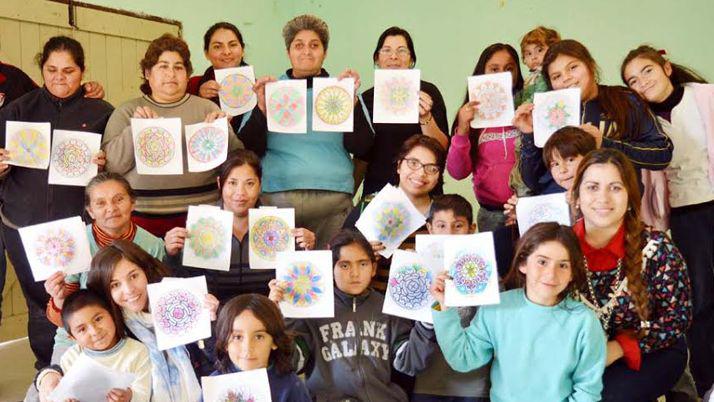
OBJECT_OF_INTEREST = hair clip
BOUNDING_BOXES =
[657,49,667,56]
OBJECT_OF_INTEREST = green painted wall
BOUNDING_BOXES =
[83,0,714,208]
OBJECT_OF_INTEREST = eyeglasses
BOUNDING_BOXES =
[378,47,411,58]
[402,158,440,175]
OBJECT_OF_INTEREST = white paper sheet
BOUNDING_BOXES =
[48,130,101,186]
[265,79,307,133]
[467,72,515,128]
[202,368,272,402]
[516,192,572,235]
[19,216,92,282]
[415,234,451,270]
[182,205,233,270]
[49,353,135,402]
[147,276,211,351]
[312,77,355,132]
[131,117,183,175]
[373,69,421,123]
[276,250,334,318]
[215,65,258,116]
[383,249,438,323]
[185,117,229,172]
[443,232,500,307]
[355,184,426,258]
[533,88,581,147]
[5,121,51,169]
[248,208,295,269]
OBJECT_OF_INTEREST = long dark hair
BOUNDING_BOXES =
[214,294,294,374]
[620,45,707,87]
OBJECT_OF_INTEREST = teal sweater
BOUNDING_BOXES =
[433,288,606,402]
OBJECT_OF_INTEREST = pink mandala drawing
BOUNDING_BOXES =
[268,86,305,127]
[379,76,416,115]
[545,100,571,129]
[250,216,290,260]
[188,126,226,163]
[53,138,92,177]
[217,388,255,402]
[219,73,254,109]
[450,251,491,295]
[137,127,175,167]
[389,263,432,310]
[282,261,323,307]
[35,228,76,267]
[154,289,201,335]
[471,81,509,120]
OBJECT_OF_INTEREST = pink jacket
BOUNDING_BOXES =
[447,126,517,207]
[641,83,714,230]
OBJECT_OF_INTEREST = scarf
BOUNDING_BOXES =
[91,222,137,248]
[123,310,201,402]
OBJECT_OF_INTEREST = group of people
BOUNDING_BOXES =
[0,11,711,402]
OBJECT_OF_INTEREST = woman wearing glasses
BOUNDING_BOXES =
[355,27,449,197]
[343,134,445,291]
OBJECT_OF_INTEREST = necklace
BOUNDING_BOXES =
[580,258,628,332]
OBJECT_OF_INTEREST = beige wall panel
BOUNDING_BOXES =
[0,18,23,66]
[88,32,108,95]
[19,22,41,83]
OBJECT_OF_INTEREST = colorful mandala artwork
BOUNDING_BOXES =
[545,100,571,129]
[374,202,409,243]
[188,217,227,259]
[315,86,352,125]
[471,81,509,120]
[219,73,254,109]
[282,261,323,307]
[526,204,563,229]
[389,263,432,310]
[450,251,492,295]
[250,216,290,260]
[35,228,76,267]
[52,138,92,177]
[216,388,255,402]
[379,76,416,115]
[137,127,175,167]
[154,289,201,335]
[7,128,49,166]
[188,126,226,163]
[268,87,305,127]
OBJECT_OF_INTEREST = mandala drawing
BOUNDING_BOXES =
[471,81,509,120]
[7,128,49,166]
[544,99,571,129]
[450,251,492,295]
[282,261,323,307]
[526,204,563,228]
[52,138,92,177]
[374,202,409,243]
[35,228,76,267]
[154,289,201,335]
[219,73,254,109]
[250,216,290,260]
[379,76,416,115]
[216,388,255,402]
[389,263,432,310]
[188,126,226,163]
[268,86,305,127]
[188,217,227,259]
[137,127,175,167]
[315,86,352,125]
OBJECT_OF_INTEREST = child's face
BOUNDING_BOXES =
[333,243,376,295]
[547,54,597,101]
[623,56,674,104]
[109,258,149,313]
[227,310,276,371]
[427,210,474,234]
[67,304,118,351]
[519,240,573,306]
[549,151,584,190]
[523,43,547,71]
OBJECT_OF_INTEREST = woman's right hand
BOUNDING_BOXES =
[38,372,62,402]
[512,103,534,134]
[198,80,221,99]
[454,101,479,136]
[132,106,160,119]
[268,279,287,305]
[0,148,10,173]
[503,194,519,226]
[253,76,277,115]
[163,227,187,256]
[430,271,449,309]
[44,271,69,308]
